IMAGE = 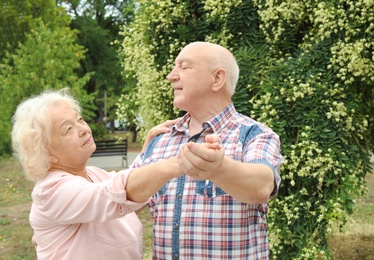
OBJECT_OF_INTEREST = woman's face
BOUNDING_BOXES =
[48,102,95,170]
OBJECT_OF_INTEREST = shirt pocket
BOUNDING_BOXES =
[195,180,226,198]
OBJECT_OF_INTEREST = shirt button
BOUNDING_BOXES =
[177,193,182,199]
[174,254,179,260]
[174,224,179,229]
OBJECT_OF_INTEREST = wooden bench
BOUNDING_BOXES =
[91,138,128,168]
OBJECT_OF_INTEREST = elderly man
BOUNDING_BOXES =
[132,42,284,259]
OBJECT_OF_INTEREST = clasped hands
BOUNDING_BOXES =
[145,120,225,181]
[177,134,225,181]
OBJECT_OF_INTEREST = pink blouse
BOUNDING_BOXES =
[30,166,146,260]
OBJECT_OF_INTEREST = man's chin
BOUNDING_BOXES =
[173,100,186,111]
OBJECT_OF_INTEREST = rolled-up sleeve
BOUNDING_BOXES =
[242,126,284,198]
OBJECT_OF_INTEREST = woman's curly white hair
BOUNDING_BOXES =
[11,88,81,181]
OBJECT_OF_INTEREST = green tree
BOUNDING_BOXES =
[0,0,57,61]
[117,0,373,258]
[0,11,92,157]
[58,0,135,127]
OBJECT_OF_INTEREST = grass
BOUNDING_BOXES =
[137,209,153,259]
[0,137,373,259]
[0,156,35,260]
[327,169,374,259]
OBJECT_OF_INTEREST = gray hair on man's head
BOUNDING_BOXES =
[210,45,239,96]
[187,42,240,96]
[11,88,81,181]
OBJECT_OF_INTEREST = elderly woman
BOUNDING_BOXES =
[11,89,182,259]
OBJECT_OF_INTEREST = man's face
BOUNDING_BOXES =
[167,44,215,112]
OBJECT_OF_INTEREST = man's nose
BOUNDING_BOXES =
[167,67,178,82]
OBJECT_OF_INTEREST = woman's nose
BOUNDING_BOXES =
[79,123,90,136]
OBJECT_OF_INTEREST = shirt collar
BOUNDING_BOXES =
[171,103,236,135]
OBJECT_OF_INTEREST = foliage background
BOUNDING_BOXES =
[0,0,135,157]
[117,0,374,258]
[0,0,373,258]
[0,3,94,157]
[58,0,135,123]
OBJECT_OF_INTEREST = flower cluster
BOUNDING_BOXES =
[249,92,279,128]
[254,0,308,44]
[204,0,242,20]
[117,1,188,138]
[330,39,374,84]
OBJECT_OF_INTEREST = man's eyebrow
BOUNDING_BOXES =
[177,57,193,64]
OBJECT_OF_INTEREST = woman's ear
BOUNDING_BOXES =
[50,155,58,164]
[211,68,226,92]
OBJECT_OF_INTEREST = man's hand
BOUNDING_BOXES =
[178,134,224,181]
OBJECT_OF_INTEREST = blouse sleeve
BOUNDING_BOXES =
[31,169,147,224]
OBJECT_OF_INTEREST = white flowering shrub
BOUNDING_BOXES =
[117,0,373,258]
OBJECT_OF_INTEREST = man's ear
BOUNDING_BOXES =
[211,68,226,92]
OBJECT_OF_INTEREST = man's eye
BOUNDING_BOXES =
[180,62,189,70]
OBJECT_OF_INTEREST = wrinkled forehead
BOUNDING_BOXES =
[48,102,75,123]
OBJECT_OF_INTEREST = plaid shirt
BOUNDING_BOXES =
[132,103,283,260]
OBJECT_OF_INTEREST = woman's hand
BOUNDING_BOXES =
[142,118,180,151]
